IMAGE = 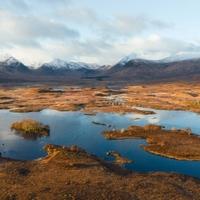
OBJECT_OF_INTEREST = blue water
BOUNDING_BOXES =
[0,108,200,178]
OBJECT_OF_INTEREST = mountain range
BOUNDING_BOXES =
[1,54,200,84]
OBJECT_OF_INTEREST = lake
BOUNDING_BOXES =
[0,108,200,178]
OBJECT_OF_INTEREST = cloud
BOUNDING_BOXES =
[0,0,200,66]
[40,35,200,64]
[0,10,79,48]
[58,7,169,40]
[4,32,200,66]
[0,0,71,13]
[96,15,169,40]
[126,35,200,58]
[0,0,29,12]
[102,35,200,64]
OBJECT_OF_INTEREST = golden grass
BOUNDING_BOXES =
[103,124,200,160]
[11,119,50,139]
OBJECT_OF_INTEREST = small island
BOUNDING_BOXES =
[11,119,50,139]
[103,124,200,161]
[106,151,133,165]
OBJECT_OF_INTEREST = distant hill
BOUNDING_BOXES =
[106,58,200,82]
[0,55,200,84]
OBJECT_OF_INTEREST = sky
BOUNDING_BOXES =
[0,0,200,66]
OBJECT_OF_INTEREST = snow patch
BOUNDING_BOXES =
[0,55,20,65]
[42,59,100,70]
[161,52,200,63]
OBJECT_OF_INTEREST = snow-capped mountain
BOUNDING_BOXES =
[160,52,200,63]
[5,57,20,65]
[0,56,21,66]
[40,59,100,70]
[118,53,138,66]
[117,53,159,67]
[117,52,200,66]
[1,54,200,84]
[0,56,31,74]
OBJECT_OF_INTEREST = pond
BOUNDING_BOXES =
[0,108,200,178]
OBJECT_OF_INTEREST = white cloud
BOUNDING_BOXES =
[0,0,200,66]
[0,10,79,48]
[109,35,200,63]
[4,33,200,66]
[95,15,169,40]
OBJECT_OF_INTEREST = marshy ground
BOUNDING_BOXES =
[1,144,200,200]
[104,124,200,161]
[1,82,200,199]
[1,82,200,114]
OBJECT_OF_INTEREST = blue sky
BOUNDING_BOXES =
[0,0,200,66]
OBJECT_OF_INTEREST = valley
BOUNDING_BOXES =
[1,0,200,199]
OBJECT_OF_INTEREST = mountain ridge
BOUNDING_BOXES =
[0,55,200,84]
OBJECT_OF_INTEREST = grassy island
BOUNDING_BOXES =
[104,124,200,161]
[11,119,50,139]
[106,151,133,165]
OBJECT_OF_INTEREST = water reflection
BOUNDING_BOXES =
[0,108,200,178]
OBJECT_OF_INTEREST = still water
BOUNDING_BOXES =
[0,108,200,178]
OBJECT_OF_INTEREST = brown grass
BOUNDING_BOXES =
[104,124,200,160]
[106,151,133,165]
[2,82,200,114]
[1,144,200,200]
[187,100,200,109]
[11,119,50,139]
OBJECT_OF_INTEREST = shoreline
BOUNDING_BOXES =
[103,125,200,161]
[1,83,200,198]
[1,144,200,199]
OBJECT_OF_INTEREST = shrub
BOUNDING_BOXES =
[11,119,50,139]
